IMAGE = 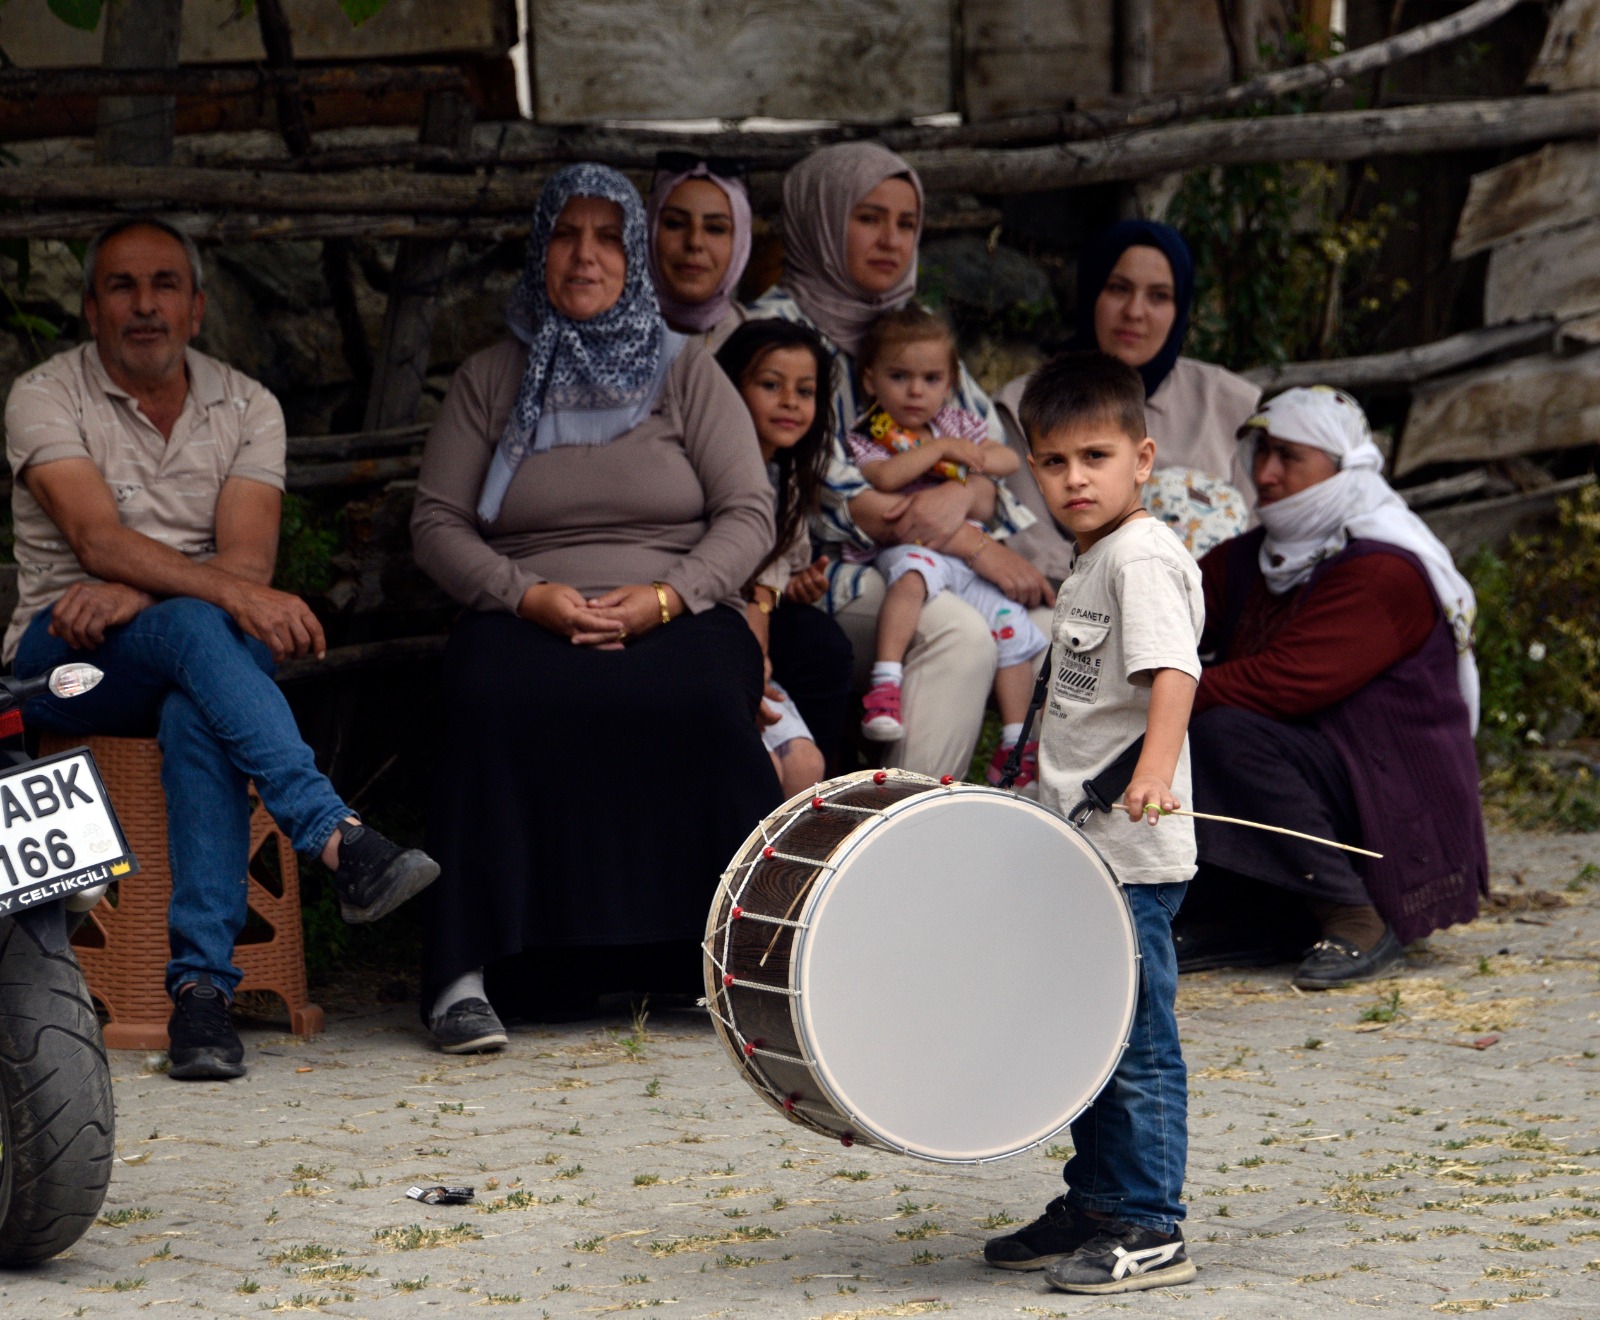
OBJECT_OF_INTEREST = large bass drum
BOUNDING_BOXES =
[703,769,1138,1164]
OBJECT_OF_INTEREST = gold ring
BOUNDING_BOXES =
[616,626,628,642]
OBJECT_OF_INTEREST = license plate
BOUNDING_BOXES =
[0,748,138,915]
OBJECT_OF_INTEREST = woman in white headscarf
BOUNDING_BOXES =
[1178,386,1487,990]
[411,164,779,1051]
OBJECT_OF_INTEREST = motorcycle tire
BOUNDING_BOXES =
[0,916,115,1266]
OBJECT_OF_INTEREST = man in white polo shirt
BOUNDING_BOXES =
[4,217,437,1080]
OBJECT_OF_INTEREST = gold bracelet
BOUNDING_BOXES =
[651,581,672,625]
[964,536,991,568]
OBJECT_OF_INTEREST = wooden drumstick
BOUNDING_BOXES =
[1142,804,1383,859]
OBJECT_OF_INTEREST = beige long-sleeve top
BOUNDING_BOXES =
[994,355,1262,581]
[411,337,773,616]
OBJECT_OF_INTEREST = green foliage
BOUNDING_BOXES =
[274,493,338,597]
[1168,160,1405,369]
[1166,29,1405,370]
[1467,485,1600,759]
[337,0,388,25]
[1469,485,1600,832]
[45,0,104,31]
[0,238,69,362]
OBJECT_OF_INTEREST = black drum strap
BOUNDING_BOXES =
[996,644,1053,791]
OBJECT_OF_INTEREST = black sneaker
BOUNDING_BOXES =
[1293,927,1404,990]
[331,823,440,924]
[429,997,508,1055]
[167,976,246,1081]
[1045,1220,1196,1294]
[983,1196,1097,1270]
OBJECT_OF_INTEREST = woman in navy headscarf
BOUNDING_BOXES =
[998,220,1262,570]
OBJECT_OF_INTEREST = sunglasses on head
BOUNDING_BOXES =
[653,150,750,180]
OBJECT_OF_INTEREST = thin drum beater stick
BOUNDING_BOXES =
[1147,805,1384,859]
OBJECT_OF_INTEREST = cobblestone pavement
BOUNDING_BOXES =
[2,828,1596,1319]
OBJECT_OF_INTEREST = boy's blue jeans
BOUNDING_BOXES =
[1063,880,1189,1235]
[14,598,350,999]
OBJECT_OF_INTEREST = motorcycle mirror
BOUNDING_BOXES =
[47,664,104,699]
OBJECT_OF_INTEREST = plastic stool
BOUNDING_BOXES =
[43,734,325,1049]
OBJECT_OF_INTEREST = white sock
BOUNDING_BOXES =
[871,661,904,687]
[1000,722,1024,748]
[432,968,486,1022]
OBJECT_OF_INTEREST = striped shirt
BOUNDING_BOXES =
[746,287,1034,608]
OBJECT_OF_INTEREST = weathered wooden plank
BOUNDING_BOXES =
[1484,218,1600,324]
[960,0,1112,120]
[1453,141,1600,259]
[1559,310,1600,347]
[1395,349,1600,476]
[0,0,513,65]
[1528,0,1600,91]
[529,0,950,123]
[1419,475,1597,560]
[1242,320,1556,391]
[961,0,1233,121]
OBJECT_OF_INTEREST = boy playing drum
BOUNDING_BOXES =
[984,352,1202,1294]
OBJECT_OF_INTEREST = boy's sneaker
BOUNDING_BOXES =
[1044,1220,1196,1294]
[986,739,1039,789]
[860,681,905,742]
[982,1196,1097,1270]
[429,998,508,1055]
[167,976,246,1081]
[332,823,440,924]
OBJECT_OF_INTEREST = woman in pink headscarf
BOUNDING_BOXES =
[749,142,1053,780]
[646,153,754,352]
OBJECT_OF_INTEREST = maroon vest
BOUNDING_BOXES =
[1218,532,1488,943]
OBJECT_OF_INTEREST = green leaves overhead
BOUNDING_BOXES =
[336,0,388,25]
[45,0,104,31]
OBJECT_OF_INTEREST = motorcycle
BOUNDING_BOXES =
[0,663,136,1266]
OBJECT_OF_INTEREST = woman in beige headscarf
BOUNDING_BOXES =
[748,142,1051,778]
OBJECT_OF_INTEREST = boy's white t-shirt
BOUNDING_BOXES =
[1038,515,1205,887]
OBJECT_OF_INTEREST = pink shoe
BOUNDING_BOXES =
[861,680,905,742]
[987,740,1039,788]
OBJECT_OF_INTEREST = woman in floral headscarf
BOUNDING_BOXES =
[411,164,780,1051]
[1177,386,1487,991]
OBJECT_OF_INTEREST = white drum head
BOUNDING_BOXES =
[796,788,1137,1162]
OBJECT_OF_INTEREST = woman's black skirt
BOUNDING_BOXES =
[422,605,781,1005]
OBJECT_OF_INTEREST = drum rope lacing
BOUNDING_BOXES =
[703,771,951,1146]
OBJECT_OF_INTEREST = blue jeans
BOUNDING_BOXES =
[14,599,349,998]
[1063,880,1189,1235]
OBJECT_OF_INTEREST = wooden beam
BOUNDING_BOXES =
[0,211,532,242]
[1241,319,1556,391]
[5,91,1598,214]
[1419,474,1597,560]
[286,423,429,461]
[364,89,477,431]
[0,65,468,101]
[904,91,1600,194]
[94,0,182,168]
[276,634,447,683]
